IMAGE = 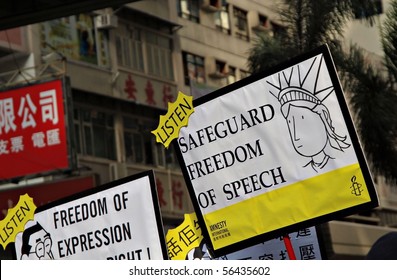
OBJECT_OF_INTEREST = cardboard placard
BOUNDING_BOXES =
[13,170,168,260]
[174,45,378,257]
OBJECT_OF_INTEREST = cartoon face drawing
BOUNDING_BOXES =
[20,222,54,260]
[267,55,350,172]
[286,105,328,157]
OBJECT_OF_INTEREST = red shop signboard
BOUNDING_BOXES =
[0,79,71,180]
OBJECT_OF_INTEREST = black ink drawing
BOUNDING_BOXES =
[267,54,350,172]
[20,222,54,260]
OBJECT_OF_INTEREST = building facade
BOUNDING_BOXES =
[0,0,396,259]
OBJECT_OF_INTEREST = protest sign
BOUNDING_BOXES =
[166,212,202,260]
[13,170,168,260]
[152,91,194,148]
[0,194,36,249]
[210,226,325,260]
[174,45,378,257]
[166,212,325,260]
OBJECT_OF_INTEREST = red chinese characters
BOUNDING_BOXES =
[172,180,184,210]
[124,74,137,101]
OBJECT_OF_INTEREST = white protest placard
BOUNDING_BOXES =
[210,226,325,260]
[13,170,168,260]
[174,45,378,257]
[170,213,325,260]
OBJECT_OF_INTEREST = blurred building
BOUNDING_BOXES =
[0,0,396,259]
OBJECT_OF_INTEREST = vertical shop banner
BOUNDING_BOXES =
[13,170,168,260]
[0,79,70,181]
[174,45,378,257]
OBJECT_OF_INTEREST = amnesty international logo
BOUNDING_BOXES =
[350,176,363,196]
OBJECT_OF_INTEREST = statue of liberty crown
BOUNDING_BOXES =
[267,54,335,110]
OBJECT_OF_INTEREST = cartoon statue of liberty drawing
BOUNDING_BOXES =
[267,54,350,172]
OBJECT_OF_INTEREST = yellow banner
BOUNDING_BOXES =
[203,163,371,250]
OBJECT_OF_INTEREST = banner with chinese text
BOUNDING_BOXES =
[0,79,71,181]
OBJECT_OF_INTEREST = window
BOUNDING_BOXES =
[215,60,227,75]
[74,107,116,160]
[153,142,179,168]
[228,66,236,84]
[178,0,200,23]
[259,14,269,28]
[122,116,178,168]
[146,31,174,80]
[240,69,250,79]
[165,145,179,168]
[182,51,205,85]
[116,26,174,81]
[116,28,144,71]
[123,116,144,164]
[210,0,221,7]
[233,7,249,41]
[215,4,230,34]
[270,21,286,39]
[123,117,155,165]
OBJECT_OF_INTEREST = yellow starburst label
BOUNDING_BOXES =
[166,212,203,260]
[152,91,194,148]
[0,194,36,249]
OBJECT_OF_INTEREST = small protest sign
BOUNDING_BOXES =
[210,226,325,260]
[0,194,36,249]
[166,213,325,260]
[166,212,203,260]
[152,91,194,148]
[13,170,168,260]
[174,45,378,257]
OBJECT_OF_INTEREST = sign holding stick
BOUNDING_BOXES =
[283,234,296,260]
[174,45,378,257]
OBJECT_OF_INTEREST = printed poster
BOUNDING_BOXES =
[167,212,326,260]
[13,170,168,260]
[174,45,378,257]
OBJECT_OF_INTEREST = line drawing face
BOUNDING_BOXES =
[20,222,54,260]
[267,55,350,172]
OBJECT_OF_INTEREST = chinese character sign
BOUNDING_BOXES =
[167,213,324,260]
[0,79,69,180]
[174,45,378,257]
[211,227,324,260]
[166,212,202,260]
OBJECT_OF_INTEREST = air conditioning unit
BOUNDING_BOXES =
[95,14,118,29]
